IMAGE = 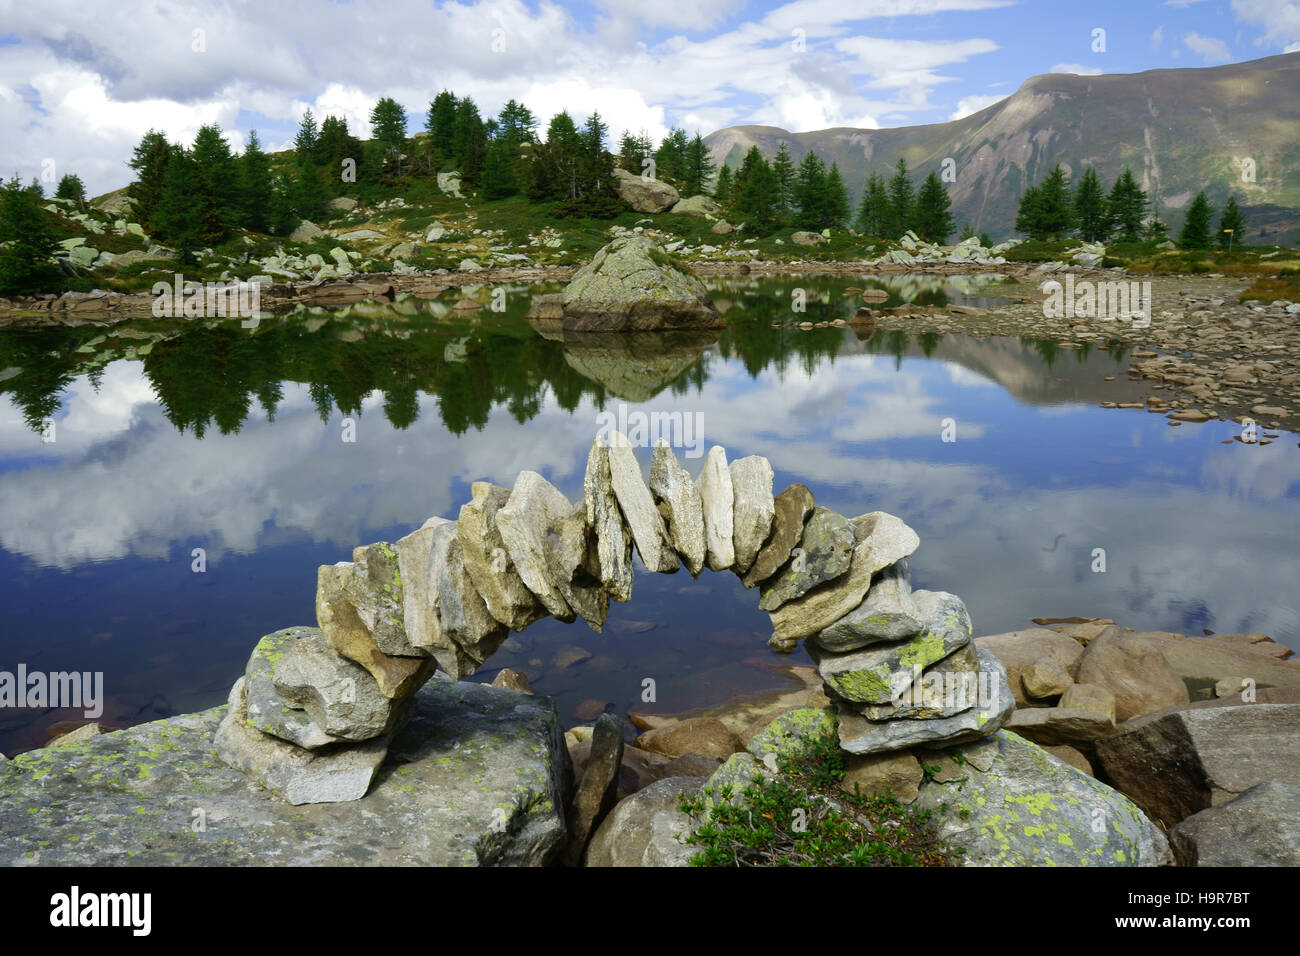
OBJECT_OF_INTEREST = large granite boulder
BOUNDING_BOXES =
[538,236,722,331]
[612,168,680,213]
[0,680,572,866]
[1092,703,1300,829]
[670,194,721,217]
[585,776,702,866]
[1167,781,1300,866]
[913,731,1172,866]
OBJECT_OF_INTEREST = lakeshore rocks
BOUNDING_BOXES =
[244,626,339,749]
[539,236,722,331]
[1075,628,1190,721]
[974,629,1084,707]
[585,776,702,867]
[564,714,624,867]
[1168,782,1300,867]
[273,628,400,741]
[611,168,680,213]
[913,731,1172,866]
[1093,703,1300,829]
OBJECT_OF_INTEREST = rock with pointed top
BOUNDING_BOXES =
[544,501,610,632]
[584,438,635,601]
[648,439,707,576]
[606,432,678,573]
[434,526,511,665]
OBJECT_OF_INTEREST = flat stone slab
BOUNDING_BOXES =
[0,680,571,866]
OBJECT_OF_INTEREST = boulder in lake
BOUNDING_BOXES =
[540,236,722,331]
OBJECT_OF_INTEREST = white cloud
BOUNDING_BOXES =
[0,0,1011,196]
[1049,63,1104,76]
[948,93,1006,121]
[1183,32,1233,63]
[1151,26,1164,51]
[1231,0,1300,51]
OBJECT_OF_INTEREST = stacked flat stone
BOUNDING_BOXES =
[215,432,1011,804]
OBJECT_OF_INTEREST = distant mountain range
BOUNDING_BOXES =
[704,52,1300,245]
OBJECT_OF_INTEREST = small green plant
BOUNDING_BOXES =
[677,728,960,867]
[920,762,941,784]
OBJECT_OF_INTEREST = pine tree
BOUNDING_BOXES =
[155,147,203,262]
[713,164,733,204]
[126,129,173,233]
[733,153,780,233]
[317,115,364,185]
[886,158,914,237]
[370,96,408,176]
[855,172,890,237]
[1178,191,1214,249]
[1144,217,1169,242]
[1035,164,1074,240]
[191,123,240,239]
[528,111,581,203]
[55,173,86,206]
[481,136,519,200]
[913,170,954,243]
[1015,185,1047,239]
[292,160,326,223]
[1073,167,1108,242]
[451,97,487,182]
[1217,194,1246,249]
[822,162,849,230]
[683,133,716,197]
[771,142,795,216]
[237,130,274,232]
[496,99,537,148]
[0,175,61,295]
[426,90,459,161]
[653,128,690,184]
[1106,168,1148,242]
[793,150,828,230]
[266,173,297,236]
[294,109,320,165]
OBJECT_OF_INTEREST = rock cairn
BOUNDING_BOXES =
[216,433,1012,803]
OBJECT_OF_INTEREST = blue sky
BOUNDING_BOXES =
[0,0,1296,196]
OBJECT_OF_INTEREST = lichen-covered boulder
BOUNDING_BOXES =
[612,168,679,213]
[549,236,722,331]
[912,731,1172,866]
[670,194,721,217]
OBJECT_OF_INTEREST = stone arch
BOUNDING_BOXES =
[215,432,1012,805]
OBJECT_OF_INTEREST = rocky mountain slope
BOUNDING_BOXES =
[706,52,1300,244]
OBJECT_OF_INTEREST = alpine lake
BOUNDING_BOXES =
[2,272,1297,756]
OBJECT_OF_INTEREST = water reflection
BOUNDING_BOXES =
[1,275,1296,755]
